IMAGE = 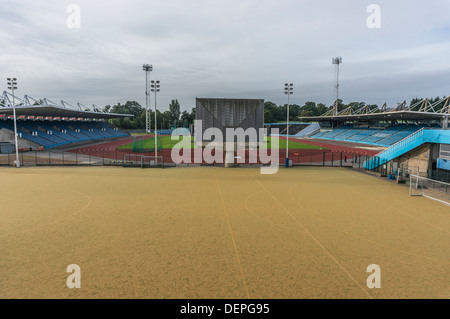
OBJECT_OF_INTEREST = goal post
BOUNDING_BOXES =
[122,154,143,167]
[141,155,164,168]
[410,175,450,206]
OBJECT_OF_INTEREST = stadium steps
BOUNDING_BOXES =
[0,119,129,149]
[64,124,101,139]
[95,122,128,137]
[82,124,114,138]
[39,123,79,143]
[294,123,321,137]
[310,130,331,138]
[334,128,367,141]
[346,128,383,142]
[372,125,417,146]
[17,124,63,147]
[320,125,353,139]
[362,125,409,145]
[364,128,450,170]
[33,126,68,144]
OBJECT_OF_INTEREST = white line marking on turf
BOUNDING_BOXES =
[213,169,250,299]
[252,175,374,299]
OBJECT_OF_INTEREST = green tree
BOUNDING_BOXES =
[168,99,181,124]
[107,101,144,129]
[316,103,328,116]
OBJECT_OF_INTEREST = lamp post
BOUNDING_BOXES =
[332,57,342,116]
[151,80,160,163]
[7,78,20,168]
[143,64,153,134]
[284,83,293,168]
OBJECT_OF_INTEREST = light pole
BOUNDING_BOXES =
[284,83,293,168]
[151,80,160,163]
[143,64,153,134]
[7,78,20,168]
[332,57,342,116]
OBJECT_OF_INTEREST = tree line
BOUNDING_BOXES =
[104,100,195,130]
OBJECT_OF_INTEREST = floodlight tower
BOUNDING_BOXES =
[332,57,342,116]
[143,64,153,134]
[284,83,293,168]
[151,80,160,163]
[7,78,20,168]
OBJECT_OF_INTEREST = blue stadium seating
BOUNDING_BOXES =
[346,128,383,142]
[311,124,438,147]
[333,128,366,141]
[319,125,353,138]
[0,119,129,149]
[311,130,331,138]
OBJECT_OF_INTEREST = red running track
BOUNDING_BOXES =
[68,136,380,165]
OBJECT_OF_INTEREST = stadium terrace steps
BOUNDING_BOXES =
[96,122,128,136]
[311,124,434,147]
[333,128,366,141]
[0,119,129,149]
[361,125,413,145]
[320,125,353,138]
[294,123,320,137]
[347,128,382,142]
[311,130,331,138]
[364,129,450,170]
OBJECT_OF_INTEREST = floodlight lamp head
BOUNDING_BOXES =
[143,64,152,71]
[332,57,342,65]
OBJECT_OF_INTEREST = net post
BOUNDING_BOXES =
[409,174,412,196]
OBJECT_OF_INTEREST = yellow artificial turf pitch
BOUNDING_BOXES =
[0,166,448,298]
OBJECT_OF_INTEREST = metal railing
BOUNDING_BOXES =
[363,128,428,170]
[375,127,425,159]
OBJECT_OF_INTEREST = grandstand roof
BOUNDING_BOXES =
[0,92,133,119]
[0,105,131,119]
[301,110,447,122]
[300,97,450,122]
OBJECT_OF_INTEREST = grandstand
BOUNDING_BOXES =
[300,96,450,184]
[0,91,130,151]
[310,123,441,147]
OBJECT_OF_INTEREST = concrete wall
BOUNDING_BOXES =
[0,143,14,154]
[394,144,432,177]
[0,128,40,149]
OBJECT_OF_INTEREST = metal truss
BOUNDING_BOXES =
[319,96,450,117]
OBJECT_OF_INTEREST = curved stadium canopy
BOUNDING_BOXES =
[0,91,133,119]
[0,105,132,119]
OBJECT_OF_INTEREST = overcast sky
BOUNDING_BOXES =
[1,0,450,112]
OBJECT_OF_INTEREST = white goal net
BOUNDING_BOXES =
[410,175,450,206]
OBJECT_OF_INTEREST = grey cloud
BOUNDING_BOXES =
[0,0,449,112]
